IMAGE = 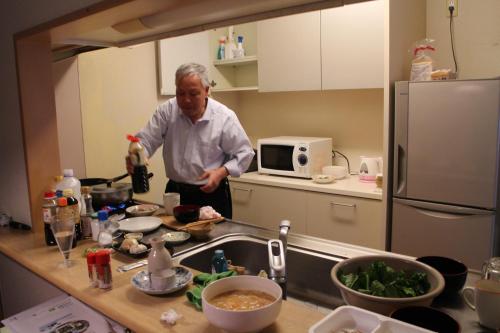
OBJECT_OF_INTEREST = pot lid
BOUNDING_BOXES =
[91,182,132,193]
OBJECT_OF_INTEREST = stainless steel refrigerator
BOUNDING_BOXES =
[391,79,500,271]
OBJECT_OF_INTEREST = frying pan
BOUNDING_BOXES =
[80,173,129,187]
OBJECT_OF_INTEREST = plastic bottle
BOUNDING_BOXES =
[211,249,228,273]
[127,134,150,193]
[97,210,112,247]
[234,35,245,58]
[217,36,226,60]
[56,169,81,210]
[63,189,82,241]
[225,26,236,60]
[80,186,94,239]
[56,197,77,248]
[42,191,57,246]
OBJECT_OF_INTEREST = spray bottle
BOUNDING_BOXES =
[127,134,150,193]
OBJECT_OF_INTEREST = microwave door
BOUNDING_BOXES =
[260,144,294,171]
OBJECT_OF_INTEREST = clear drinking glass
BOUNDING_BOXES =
[51,217,75,268]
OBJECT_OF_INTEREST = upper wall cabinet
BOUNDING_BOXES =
[321,0,384,90]
[159,23,258,95]
[257,11,321,92]
[257,1,383,92]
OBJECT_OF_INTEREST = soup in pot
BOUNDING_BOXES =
[209,289,276,311]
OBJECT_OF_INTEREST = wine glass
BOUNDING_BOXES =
[51,217,75,268]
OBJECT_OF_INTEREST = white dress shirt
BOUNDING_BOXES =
[136,97,254,185]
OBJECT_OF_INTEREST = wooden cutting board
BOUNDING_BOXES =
[155,213,224,231]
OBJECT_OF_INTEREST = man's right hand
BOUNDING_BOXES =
[125,156,134,174]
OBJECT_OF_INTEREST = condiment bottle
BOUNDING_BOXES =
[97,210,112,247]
[211,249,228,273]
[63,188,82,241]
[57,197,77,248]
[95,250,112,289]
[42,191,57,246]
[86,252,98,287]
[80,186,94,239]
[127,134,150,193]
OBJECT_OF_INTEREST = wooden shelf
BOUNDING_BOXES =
[212,86,258,92]
[213,55,258,67]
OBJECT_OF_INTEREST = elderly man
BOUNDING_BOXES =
[127,63,254,218]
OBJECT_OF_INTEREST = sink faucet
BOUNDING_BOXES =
[268,220,291,300]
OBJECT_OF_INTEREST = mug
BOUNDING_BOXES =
[463,279,500,329]
[150,268,176,290]
[163,192,180,215]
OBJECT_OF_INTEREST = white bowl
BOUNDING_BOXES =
[125,204,159,217]
[331,255,445,316]
[202,275,282,333]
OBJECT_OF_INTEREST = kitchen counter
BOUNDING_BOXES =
[0,225,325,333]
[230,172,382,200]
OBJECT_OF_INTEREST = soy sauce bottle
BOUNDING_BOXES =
[127,134,149,193]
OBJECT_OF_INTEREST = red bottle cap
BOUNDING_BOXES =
[126,134,139,142]
[57,197,68,207]
[95,250,110,264]
[86,252,96,264]
[44,191,56,198]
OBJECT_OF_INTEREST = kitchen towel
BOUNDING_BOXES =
[186,271,237,310]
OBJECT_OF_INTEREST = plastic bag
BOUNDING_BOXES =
[409,38,436,81]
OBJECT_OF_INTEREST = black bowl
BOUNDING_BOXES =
[173,204,200,223]
[417,256,467,295]
[391,306,460,333]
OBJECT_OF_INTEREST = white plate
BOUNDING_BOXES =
[118,216,163,233]
[312,174,335,184]
[131,267,192,295]
[161,231,191,245]
[125,204,159,217]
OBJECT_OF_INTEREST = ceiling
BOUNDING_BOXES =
[48,0,369,52]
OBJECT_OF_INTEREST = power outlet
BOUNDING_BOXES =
[446,0,458,17]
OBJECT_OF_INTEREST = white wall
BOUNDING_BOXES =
[427,0,500,79]
[0,0,103,225]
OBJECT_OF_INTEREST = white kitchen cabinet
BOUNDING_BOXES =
[257,11,321,92]
[321,0,384,90]
[306,192,385,249]
[158,31,211,95]
[231,182,307,233]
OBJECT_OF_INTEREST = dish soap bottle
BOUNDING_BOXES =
[217,36,226,60]
[234,35,245,58]
[127,134,150,193]
[211,249,228,273]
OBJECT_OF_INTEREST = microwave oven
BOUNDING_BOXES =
[257,136,332,178]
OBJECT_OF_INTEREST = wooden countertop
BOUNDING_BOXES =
[0,227,325,332]
[230,172,383,200]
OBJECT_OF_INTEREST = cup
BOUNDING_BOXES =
[163,192,180,215]
[150,268,176,290]
[463,279,500,329]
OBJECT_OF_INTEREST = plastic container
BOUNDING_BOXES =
[42,191,57,246]
[97,210,112,247]
[225,26,236,60]
[80,186,94,239]
[233,35,245,58]
[217,36,226,60]
[96,250,112,289]
[211,249,228,273]
[63,189,82,241]
[56,169,81,207]
[56,197,77,248]
[86,252,98,287]
[127,135,150,193]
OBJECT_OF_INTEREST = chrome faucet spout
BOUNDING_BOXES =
[279,220,291,253]
[268,220,291,300]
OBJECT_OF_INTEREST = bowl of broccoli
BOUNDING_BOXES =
[331,255,445,316]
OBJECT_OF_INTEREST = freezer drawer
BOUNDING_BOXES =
[391,199,495,270]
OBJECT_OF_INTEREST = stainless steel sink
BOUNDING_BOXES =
[175,233,346,309]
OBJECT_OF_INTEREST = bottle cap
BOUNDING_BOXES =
[57,197,68,207]
[95,250,110,264]
[126,134,140,142]
[215,249,224,256]
[63,169,74,177]
[63,189,74,197]
[87,251,96,264]
[44,191,56,199]
[81,186,91,194]
[237,35,243,43]
[98,210,108,221]
[54,175,64,182]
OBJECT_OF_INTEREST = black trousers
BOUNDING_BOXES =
[165,178,232,219]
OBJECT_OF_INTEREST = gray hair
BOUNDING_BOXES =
[175,63,210,88]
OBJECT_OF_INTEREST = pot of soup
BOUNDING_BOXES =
[201,275,282,333]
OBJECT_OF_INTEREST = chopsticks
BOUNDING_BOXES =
[178,217,223,230]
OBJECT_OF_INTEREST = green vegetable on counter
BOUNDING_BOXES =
[338,261,430,298]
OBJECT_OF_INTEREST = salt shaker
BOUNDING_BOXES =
[96,250,112,289]
[86,252,98,288]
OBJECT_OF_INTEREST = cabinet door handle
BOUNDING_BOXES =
[233,187,252,193]
[330,201,356,208]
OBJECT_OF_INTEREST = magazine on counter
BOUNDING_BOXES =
[1,294,127,333]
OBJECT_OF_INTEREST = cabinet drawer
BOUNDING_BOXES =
[306,192,384,249]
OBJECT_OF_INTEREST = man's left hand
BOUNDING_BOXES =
[199,167,229,193]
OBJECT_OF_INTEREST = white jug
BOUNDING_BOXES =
[359,156,382,182]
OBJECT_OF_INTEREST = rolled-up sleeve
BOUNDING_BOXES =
[221,113,255,177]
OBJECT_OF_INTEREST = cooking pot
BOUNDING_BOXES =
[88,173,153,209]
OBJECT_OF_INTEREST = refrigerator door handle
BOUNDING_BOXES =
[394,198,495,216]
[395,145,406,195]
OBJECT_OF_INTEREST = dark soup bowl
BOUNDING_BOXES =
[416,256,467,295]
[173,204,200,223]
[391,306,460,333]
